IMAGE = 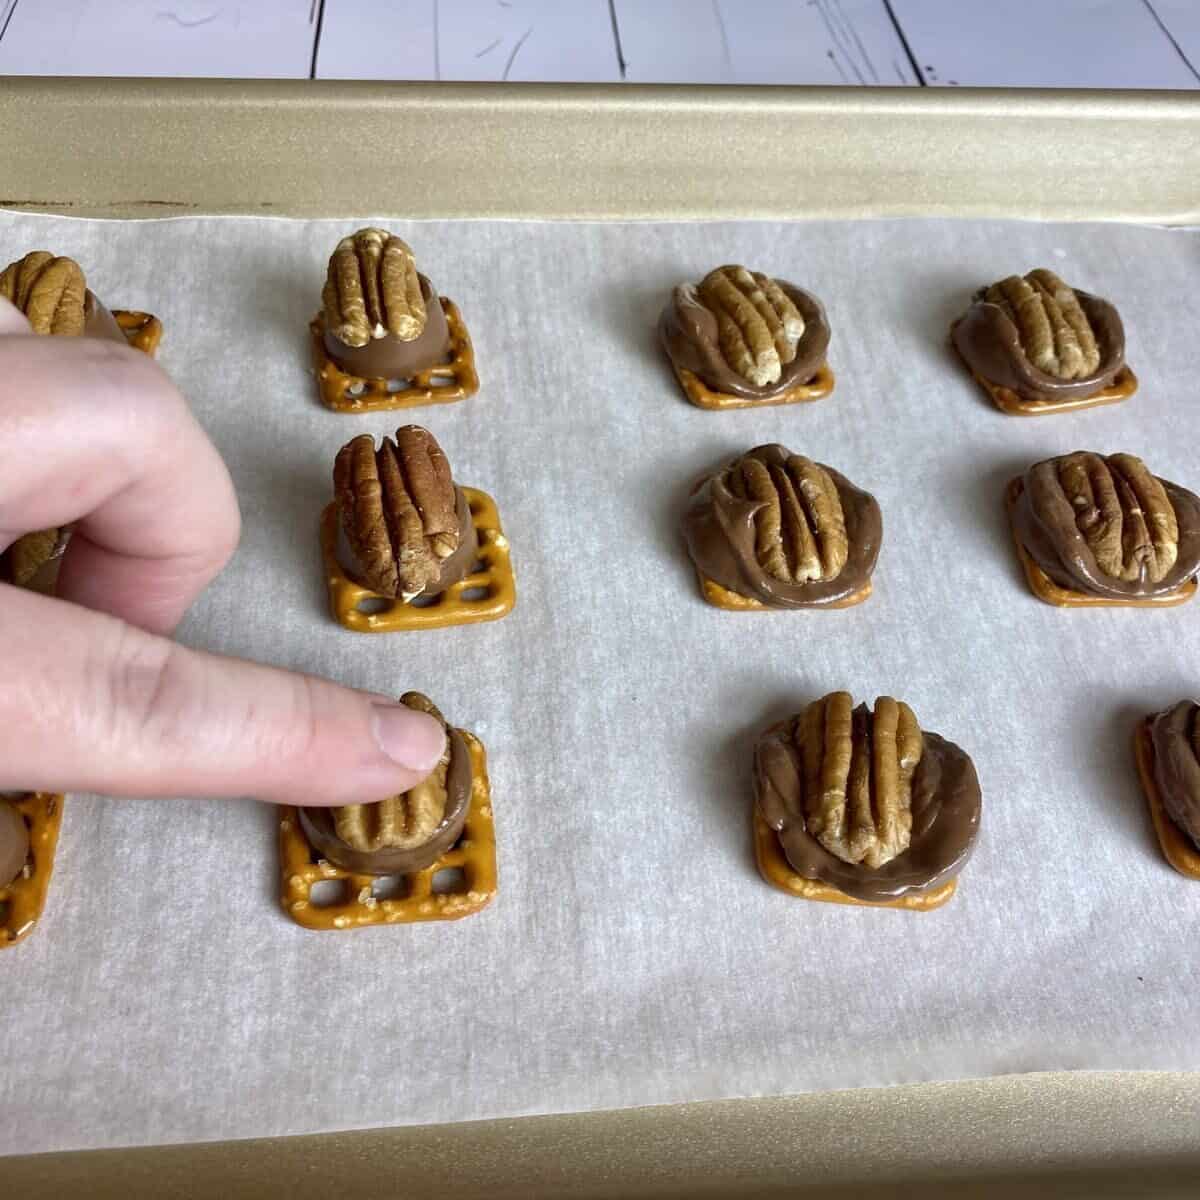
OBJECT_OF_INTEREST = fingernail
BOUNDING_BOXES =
[370,704,446,772]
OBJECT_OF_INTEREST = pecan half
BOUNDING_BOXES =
[727,452,848,583]
[792,692,922,868]
[1055,452,1178,584]
[984,268,1101,380]
[334,425,460,599]
[323,227,426,348]
[0,251,87,336]
[696,264,805,387]
[6,528,64,587]
[333,693,450,851]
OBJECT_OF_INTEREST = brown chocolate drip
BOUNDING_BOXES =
[324,274,450,379]
[755,710,981,902]
[299,726,473,875]
[1148,701,1200,851]
[952,288,1125,404]
[1013,457,1200,599]
[683,445,881,608]
[338,485,479,600]
[83,291,128,346]
[659,279,831,400]
[0,799,30,888]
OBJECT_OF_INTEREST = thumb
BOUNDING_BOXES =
[0,586,446,806]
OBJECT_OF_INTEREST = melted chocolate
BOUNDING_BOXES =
[952,287,1125,404]
[1148,701,1200,851]
[0,799,30,888]
[1012,456,1200,600]
[659,279,831,400]
[324,274,451,379]
[683,445,881,608]
[83,291,128,346]
[754,708,981,902]
[299,726,473,875]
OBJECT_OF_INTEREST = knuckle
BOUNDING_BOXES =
[92,625,188,762]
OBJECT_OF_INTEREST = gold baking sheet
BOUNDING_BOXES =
[5,1072,1200,1199]
[3,78,1200,1194]
[0,79,1198,222]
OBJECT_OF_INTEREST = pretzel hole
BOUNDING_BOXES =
[407,592,442,609]
[431,867,466,894]
[459,586,490,603]
[345,382,368,398]
[355,596,392,615]
[467,558,489,576]
[370,873,408,901]
[309,879,352,908]
[428,373,455,387]
[384,378,412,393]
[0,900,9,926]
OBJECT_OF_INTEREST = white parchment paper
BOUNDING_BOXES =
[2,214,1198,1155]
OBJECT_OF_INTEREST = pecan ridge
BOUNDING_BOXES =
[333,693,451,850]
[794,692,922,868]
[727,452,848,584]
[1056,451,1178,584]
[323,228,427,348]
[984,269,1101,381]
[334,425,460,599]
[696,265,805,387]
[0,251,87,336]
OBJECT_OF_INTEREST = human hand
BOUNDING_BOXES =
[0,297,445,806]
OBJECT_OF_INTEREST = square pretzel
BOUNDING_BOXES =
[954,337,1137,416]
[694,566,871,611]
[114,309,163,357]
[279,731,497,929]
[672,361,835,411]
[752,803,957,911]
[310,298,478,412]
[322,486,515,633]
[1133,720,1200,881]
[0,793,64,949]
[1004,477,1197,608]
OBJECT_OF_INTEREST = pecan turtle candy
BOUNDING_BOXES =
[659,264,833,408]
[951,268,1134,414]
[0,798,31,890]
[1007,451,1200,606]
[683,444,881,610]
[1135,701,1200,881]
[0,250,127,343]
[333,424,479,602]
[753,692,982,909]
[320,227,451,379]
[299,693,472,875]
[0,252,132,592]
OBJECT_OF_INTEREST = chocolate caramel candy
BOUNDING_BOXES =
[660,265,831,401]
[1011,452,1200,601]
[333,425,480,602]
[754,693,981,903]
[1146,701,1200,852]
[952,268,1125,405]
[299,694,471,875]
[0,251,126,345]
[683,445,880,608]
[0,799,31,889]
[322,228,451,379]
